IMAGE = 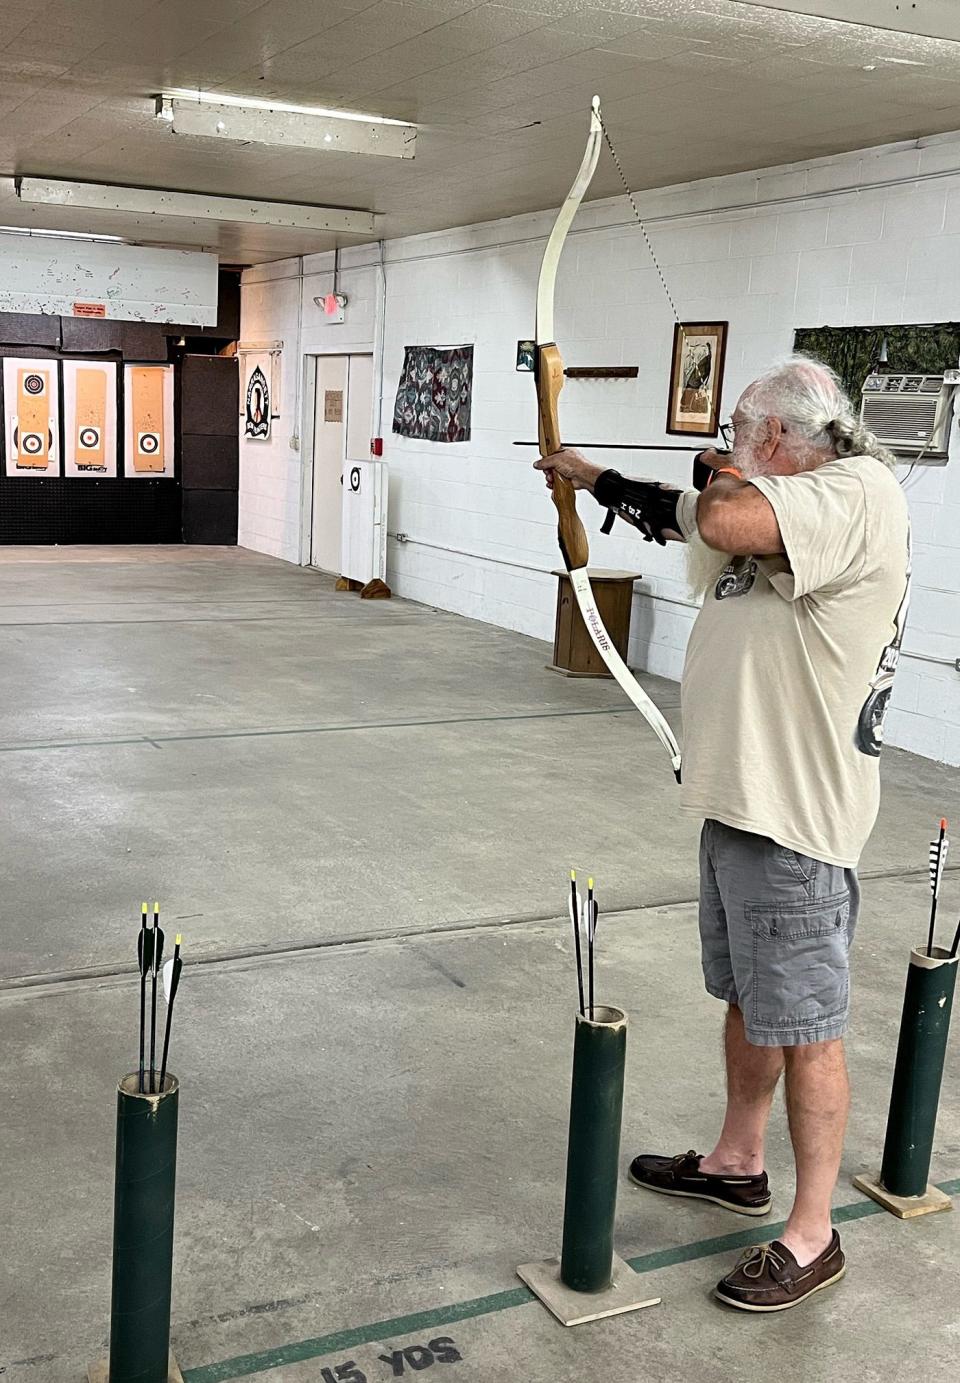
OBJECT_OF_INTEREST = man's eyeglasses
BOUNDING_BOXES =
[719,420,736,447]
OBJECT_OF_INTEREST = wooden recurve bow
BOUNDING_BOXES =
[535,96,683,782]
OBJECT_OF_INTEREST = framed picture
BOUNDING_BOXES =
[666,321,728,437]
[516,340,535,372]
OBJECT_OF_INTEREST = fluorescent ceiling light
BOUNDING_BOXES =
[156,93,416,159]
[16,179,377,236]
[161,88,412,127]
[0,223,125,242]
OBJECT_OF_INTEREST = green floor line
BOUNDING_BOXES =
[0,705,634,757]
[181,1177,959,1383]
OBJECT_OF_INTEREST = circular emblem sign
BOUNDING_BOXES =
[245,364,271,439]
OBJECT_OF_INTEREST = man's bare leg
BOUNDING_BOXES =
[779,1038,849,1265]
[699,1005,784,1177]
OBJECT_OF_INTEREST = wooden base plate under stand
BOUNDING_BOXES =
[88,1352,184,1382]
[852,1172,953,1219]
[517,1253,660,1327]
[360,578,391,599]
[88,1355,183,1377]
[88,1356,184,1383]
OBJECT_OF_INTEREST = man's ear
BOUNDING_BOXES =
[763,417,783,458]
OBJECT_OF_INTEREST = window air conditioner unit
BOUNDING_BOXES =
[860,371,958,462]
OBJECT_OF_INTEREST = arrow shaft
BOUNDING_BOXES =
[515,441,712,452]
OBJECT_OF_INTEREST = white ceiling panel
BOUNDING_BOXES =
[0,0,959,263]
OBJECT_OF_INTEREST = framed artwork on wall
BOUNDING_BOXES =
[2,356,60,476]
[63,359,118,477]
[666,321,728,437]
[123,363,175,477]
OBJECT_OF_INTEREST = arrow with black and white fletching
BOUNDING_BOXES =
[158,934,182,1094]
[569,871,585,1016]
[137,903,153,1093]
[927,819,948,957]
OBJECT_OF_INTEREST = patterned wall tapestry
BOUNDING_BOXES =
[392,345,473,442]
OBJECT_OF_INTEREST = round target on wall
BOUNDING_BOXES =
[23,373,46,396]
[78,426,102,451]
[137,431,161,456]
[20,432,44,455]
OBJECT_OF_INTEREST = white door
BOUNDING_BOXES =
[310,355,374,574]
[310,356,347,573]
[345,354,374,461]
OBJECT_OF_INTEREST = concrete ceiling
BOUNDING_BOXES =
[2,0,960,263]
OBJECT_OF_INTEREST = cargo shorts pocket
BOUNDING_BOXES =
[747,893,851,1036]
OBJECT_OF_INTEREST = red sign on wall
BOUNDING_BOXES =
[73,302,107,318]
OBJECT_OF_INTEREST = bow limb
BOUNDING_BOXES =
[535,96,682,782]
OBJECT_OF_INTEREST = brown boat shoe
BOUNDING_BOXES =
[628,1149,772,1217]
[714,1231,846,1312]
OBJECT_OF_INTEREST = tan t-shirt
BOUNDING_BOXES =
[675,456,910,867]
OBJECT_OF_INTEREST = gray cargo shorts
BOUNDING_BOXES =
[699,818,860,1047]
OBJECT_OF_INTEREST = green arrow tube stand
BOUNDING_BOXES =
[853,947,958,1219]
[560,1005,627,1291]
[87,1073,183,1383]
[517,1007,660,1325]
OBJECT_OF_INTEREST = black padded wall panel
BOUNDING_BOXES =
[0,479,181,544]
[181,435,238,490]
[180,355,238,435]
[0,313,59,347]
[61,318,122,353]
[181,488,237,544]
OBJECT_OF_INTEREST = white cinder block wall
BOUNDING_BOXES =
[240,131,960,766]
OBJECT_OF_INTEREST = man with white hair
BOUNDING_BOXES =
[536,355,910,1312]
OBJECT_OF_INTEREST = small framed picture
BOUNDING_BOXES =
[516,339,535,372]
[666,321,728,436]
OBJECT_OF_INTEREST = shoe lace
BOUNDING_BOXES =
[740,1245,786,1280]
[670,1149,699,1170]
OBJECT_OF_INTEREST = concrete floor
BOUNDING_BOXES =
[1,546,958,1383]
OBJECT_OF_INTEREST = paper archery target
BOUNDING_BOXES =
[4,359,59,475]
[78,426,101,450]
[126,365,170,473]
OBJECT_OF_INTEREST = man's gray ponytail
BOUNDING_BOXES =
[826,415,897,469]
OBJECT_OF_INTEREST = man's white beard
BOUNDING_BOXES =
[684,436,764,601]
[686,533,733,603]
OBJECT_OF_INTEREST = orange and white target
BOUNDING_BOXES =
[3,358,60,476]
[124,365,174,477]
[62,360,117,477]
